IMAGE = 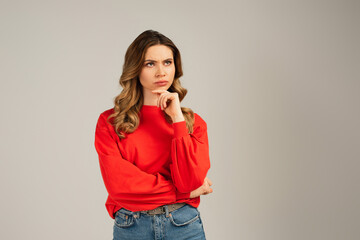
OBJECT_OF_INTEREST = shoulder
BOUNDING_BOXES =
[193,112,207,129]
[96,107,115,128]
[100,108,114,118]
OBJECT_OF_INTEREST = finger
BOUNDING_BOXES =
[207,178,213,186]
[160,93,166,109]
[158,92,168,108]
[203,178,210,187]
[152,90,167,107]
[203,185,211,194]
[162,93,171,109]
[156,93,161,107]
[164,94,173,109]
[159,93,168,109]
[203,187,213,195]
[204,177,212,186]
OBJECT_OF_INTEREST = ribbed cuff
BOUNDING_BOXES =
[176,191,190,200]
[172,121,188,138]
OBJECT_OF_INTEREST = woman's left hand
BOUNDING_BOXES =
[152,90,184,122]
[189,177,213,198]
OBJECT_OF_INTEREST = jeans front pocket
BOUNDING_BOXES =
[169,204,200,227]
[114,209,135,228]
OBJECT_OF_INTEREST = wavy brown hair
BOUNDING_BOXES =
[108,30,194,139]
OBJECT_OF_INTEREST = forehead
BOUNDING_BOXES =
[145,45,173,60]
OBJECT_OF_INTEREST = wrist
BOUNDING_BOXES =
[176,191,190,200]
[171,113,185,123]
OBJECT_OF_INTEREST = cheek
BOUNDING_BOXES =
[169,66,176,76]
[139,69,151,82]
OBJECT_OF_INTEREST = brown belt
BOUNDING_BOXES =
[139,203,186,215]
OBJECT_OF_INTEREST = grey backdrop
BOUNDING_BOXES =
[1,0,359,239]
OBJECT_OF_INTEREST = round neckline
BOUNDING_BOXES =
[140,104,163,111]
[142,104,158,107]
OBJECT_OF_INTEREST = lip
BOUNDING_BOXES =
[155,80,168,83]
[155,81,168,86]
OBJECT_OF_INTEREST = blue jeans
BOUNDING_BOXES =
[113,204,206,240]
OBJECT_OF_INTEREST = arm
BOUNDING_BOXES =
[170,113,211,193]
[94,113,189,205]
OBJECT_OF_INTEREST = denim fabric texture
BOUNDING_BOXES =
[113,204,206,240]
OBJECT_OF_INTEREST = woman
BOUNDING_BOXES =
[94,30,213,240]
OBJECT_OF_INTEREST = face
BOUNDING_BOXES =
[139,44,175,95]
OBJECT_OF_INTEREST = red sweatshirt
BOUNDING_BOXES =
[94,105,211,219]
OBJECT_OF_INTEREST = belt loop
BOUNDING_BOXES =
[164,205,169,218]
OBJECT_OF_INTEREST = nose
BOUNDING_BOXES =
[156,65,166,77]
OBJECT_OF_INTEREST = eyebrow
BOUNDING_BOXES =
[144,58,173,62]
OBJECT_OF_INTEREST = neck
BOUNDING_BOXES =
[142,87,159,106]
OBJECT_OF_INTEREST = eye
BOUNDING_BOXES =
[145,62,154,67]
[164,60,172,66]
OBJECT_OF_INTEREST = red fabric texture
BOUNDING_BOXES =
[94,105,211,219]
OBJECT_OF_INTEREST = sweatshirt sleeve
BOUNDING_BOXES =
[170,113,211,193]
[94,113,188,205]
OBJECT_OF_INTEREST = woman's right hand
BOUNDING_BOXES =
[189,177,213,198]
